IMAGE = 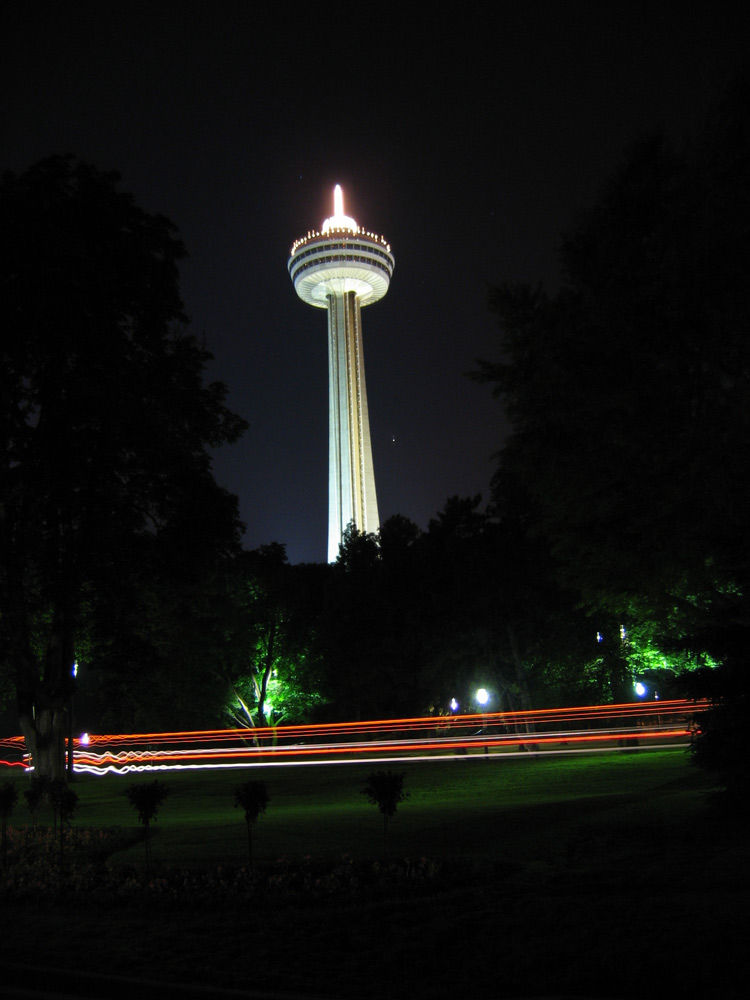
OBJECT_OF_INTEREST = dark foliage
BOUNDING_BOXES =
[234,780,270,823]
[125,781,168,828]
[0,156,246,763]
[362,771,408,818]
[472,68,750,791]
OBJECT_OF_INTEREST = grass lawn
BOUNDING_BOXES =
[1,748,747,998]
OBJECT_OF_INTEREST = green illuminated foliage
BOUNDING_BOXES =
[218,546,328,728]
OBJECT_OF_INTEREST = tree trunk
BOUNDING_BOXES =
[67,703,75,777]
[19,705,67,782]
[14,605,75,782]
[255,621,277,727]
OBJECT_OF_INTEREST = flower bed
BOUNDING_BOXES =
[1,825,444,901]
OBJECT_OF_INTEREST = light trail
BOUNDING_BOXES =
[71,742,693,776]
[0,699,704,775]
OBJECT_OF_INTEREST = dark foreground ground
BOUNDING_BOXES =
[1,750,748,999]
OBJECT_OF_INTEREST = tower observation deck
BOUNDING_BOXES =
[289,185,395,562]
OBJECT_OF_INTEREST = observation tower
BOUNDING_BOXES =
[289,185,395,562]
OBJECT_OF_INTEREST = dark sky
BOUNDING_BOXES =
[3,2,747,563]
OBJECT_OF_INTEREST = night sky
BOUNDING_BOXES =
[3,2,747,564]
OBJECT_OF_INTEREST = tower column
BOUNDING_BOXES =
[344,291,379,540]
[326,291,379,562]
[327,292,351,561]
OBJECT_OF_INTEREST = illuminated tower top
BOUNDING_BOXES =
[288,185,395,307]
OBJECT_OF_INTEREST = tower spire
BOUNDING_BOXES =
[321,183,358,235]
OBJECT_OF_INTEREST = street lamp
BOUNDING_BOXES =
[476,688,490,759]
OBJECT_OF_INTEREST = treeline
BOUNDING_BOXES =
[473,66,750,803]
[73,497,698,736]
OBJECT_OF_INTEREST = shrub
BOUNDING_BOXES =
[234,780,269,868]
[0,781,19,866]
[125,780,168,867]
[362,771,409,857]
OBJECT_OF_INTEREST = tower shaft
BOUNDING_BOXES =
[327,290,378,562]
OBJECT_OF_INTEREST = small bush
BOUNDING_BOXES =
[234,780,269,868]
[125,780,168,866]
[362,771,409,857]
[0,781,19,866]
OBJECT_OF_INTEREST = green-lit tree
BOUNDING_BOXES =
[218,546,328,729]
[0,156,246,777]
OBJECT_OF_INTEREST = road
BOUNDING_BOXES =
[1,699,703,775]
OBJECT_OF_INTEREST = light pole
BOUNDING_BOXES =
[476,688,490,758]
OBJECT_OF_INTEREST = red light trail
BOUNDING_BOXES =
[0,699,703,775]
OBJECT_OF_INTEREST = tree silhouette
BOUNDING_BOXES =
[362,771,409,858]
[126,780,168,867]
[1,156,246,781]
[234,780,269,868]
[472,68,750,789]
